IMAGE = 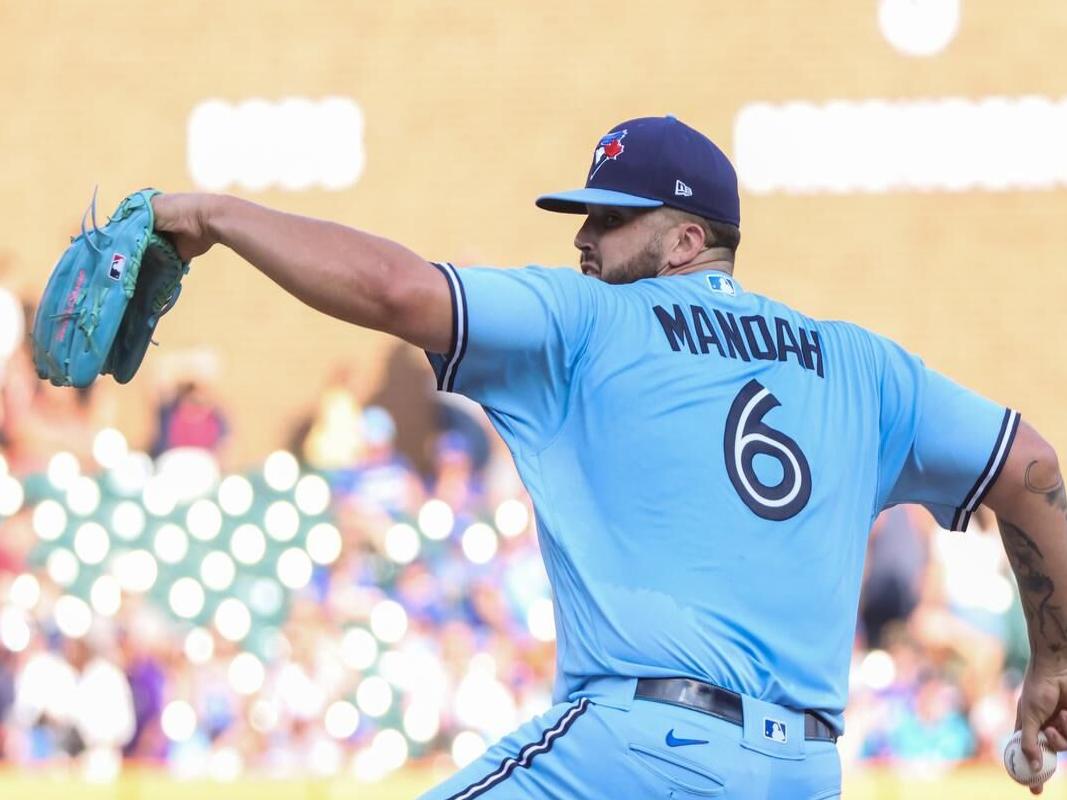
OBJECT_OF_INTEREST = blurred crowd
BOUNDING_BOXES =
[0,285,1031,781]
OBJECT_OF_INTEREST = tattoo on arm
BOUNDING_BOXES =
[1000,518,1067,653]
[1024,460,1067,520]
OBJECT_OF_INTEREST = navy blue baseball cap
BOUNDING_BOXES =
[536,115,740,228]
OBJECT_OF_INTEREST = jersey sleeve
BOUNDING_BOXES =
[874,335,1020,531]
[425,262,599,449]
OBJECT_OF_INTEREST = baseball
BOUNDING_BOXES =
[1003,730,1057,787]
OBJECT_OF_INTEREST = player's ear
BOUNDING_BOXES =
[667,220,707,267]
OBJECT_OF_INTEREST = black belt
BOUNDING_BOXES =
[635,678,838,743]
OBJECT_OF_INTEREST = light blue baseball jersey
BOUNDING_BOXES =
[426,263,1018,732]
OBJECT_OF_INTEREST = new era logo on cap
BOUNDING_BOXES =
[535,115,740,228]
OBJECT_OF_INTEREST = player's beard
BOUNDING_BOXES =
[602,232,666,285]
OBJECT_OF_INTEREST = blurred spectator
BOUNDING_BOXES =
[430,431,485,516]
[301,366,364,470]
[151,380,230,459]
[330,406,424,516]
[859,506,928,648]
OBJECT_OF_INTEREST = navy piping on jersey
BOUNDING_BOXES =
[950,408,1020,531]
[430,262,468,392]
[445,698,590,800]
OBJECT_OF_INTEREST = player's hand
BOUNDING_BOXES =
[1016,662,1067,794]
[151,192,218,262]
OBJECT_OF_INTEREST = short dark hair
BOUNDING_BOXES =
[663,207,741,254]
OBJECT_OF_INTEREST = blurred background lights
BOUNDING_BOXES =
[0,608,31,652]
[231,523,267,565]
[215,598,252,641]
[383,523,420,564]
[112,550,158,593]
[186,499,223,541]
[734,95,1067,195]
[0,475,24,516]
[294,474,331,515]
[110,501,146,541]
[306,522,342,565]
[324,700,360,739]
[8,573,40,610]
[526,597,556,642]
[218,474,254,516]
[142,475,178,517]
[451,731,487,769]
[355,676,393,717]
[249,699,278,734]
[403,703,441,744]
[494,499,529,538]
[860,648,897,691]
[208,747,243,783]
[200,551,237,591]
[169,577,206,619]
[89,574,122,617]
[91,427,128,469]
[461,523,498,564]
[370,599,407,644]
[263,450,300,491]
[161,700,197,742]
[878,0,960,57]
[371,728,409,771]
[153,523,190,564]
[308,738,342,777]
[54,594,92,638]
[248,577,285,616]
[264,500,300,541]
[188,97,365,192]
[184,627,215,664]
[46,548,79,587]
[353,749,387,783]
[47,451,80,490]
[276,547,313,589]
[32,499,67,541]
[66,476,101,516]
[418,499,454,540]
[83,746,122,783]
[156,449,220,503]
[107,451,154,496]
[340,628,379,670]
[73,522,110,565]
[228,652,265,695]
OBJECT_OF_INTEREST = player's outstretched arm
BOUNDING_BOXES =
[151,193,453,353]
[984,421,1067,794]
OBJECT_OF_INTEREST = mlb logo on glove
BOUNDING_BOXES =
[109,253,126,280]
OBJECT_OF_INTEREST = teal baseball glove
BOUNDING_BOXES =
[32,189,190,388]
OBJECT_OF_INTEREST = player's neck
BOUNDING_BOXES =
[660,248,735,278]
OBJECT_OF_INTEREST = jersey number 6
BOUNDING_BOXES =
[724,379,812,521]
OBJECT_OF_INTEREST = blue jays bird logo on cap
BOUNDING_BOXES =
[590,130,627,179]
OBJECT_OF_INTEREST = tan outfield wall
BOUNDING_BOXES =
[1,1,1064,464]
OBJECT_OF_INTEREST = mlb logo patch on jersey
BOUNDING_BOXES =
[706,274,736,296]
[109,253,126,280]
[764,718,787,743]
